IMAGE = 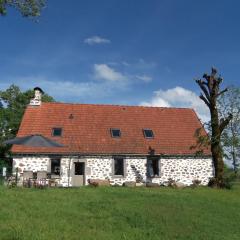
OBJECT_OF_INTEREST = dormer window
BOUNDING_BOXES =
[111,128,121,138]
[143,129,154,138]
[52,128,62,137]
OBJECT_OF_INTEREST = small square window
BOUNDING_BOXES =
[52,128,62,137]
[143,129,154,138]
[111,128,121,138]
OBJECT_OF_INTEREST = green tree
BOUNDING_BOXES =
[218,86,240,173]
[196,68,233,187]
[0,84,54,159]
[0,0,45,17]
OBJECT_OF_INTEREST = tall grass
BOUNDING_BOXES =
[0,186,239,240]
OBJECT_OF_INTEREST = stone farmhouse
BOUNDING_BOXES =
[12,88,214,187]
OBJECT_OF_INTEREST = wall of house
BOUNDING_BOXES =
[152,158,214,186]
[12,156,214,186]
[83,156,213,186]
[13,156,50,173]
[86,157,147,186]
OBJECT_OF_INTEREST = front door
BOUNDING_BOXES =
[72,162,85,186]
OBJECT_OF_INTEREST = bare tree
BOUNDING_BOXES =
[218,87,240,173]
[196,68,232,186]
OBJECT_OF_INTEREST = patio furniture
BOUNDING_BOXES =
[22,171,34,187]
[36,171,48,187]
[4,135,65,188]
[7,176,16,188]
[48,178,60,187]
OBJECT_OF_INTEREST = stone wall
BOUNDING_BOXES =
[152,158,214,186]
[13,156,49,173]
[86,157,147,185]
[12,155,213,186]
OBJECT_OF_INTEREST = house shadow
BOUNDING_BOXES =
[130,164,145,183]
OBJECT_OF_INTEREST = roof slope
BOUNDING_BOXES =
[12,102,210,156]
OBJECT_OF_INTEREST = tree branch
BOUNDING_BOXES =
[217,88,228,97]
[219,114,233,133]
[211,67,217,77]
[196,80,211,101]
[200,94,210,108]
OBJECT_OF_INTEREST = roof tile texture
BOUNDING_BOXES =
[12,102,210,156]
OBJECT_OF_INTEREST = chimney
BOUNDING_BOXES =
[29,87,44,106]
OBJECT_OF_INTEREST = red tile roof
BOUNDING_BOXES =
[12,102,211,156]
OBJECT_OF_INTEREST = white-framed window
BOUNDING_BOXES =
[143,129,154,138]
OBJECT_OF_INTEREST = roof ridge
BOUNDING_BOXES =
[40,101,194,111]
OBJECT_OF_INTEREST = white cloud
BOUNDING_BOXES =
[122,61,130,66]
[136,75,152,83]
[94,64,127,82]
[120,59,157,69]
[140,86,210,122]
[0,75,125,102]
[84,36,111,45]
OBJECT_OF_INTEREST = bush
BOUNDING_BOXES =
[208,176,236,189]
[167,178,177,187]
[190,179,202,188]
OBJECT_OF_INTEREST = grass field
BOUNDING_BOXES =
[0,186,239,240]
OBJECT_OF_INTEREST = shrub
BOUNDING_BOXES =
[208,176,236,189]
[167,178,177,188]
[191,179,202,188]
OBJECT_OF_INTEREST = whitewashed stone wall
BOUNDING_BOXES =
[152,158,214,186]
[13,156,49,173]
[86,157,147,185]
[12,156,214,186]
[59,157,72,187]
[84,157,213,186]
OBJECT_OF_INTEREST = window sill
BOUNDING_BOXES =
[112,175,125,178]
[51,174,61,179]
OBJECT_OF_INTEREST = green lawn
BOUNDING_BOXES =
[0,186,239,240]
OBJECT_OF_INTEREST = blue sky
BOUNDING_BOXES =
[0,0,240,121]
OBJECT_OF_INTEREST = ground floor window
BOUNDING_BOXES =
[147,158,160,177]
[51,159,61,175]
[113,157,124,176]
[74,162,85,175]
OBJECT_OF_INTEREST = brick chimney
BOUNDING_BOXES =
[29,87,44,106]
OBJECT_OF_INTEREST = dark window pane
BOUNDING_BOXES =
[53,128,62,137]
[75,162,85,175]
[111,129,121,138]
[51,159,61,175]
[114,158,124,175]
[143,129,154,138]
[147,159,159,177]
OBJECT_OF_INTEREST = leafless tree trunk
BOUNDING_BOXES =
[196,68,232,186]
